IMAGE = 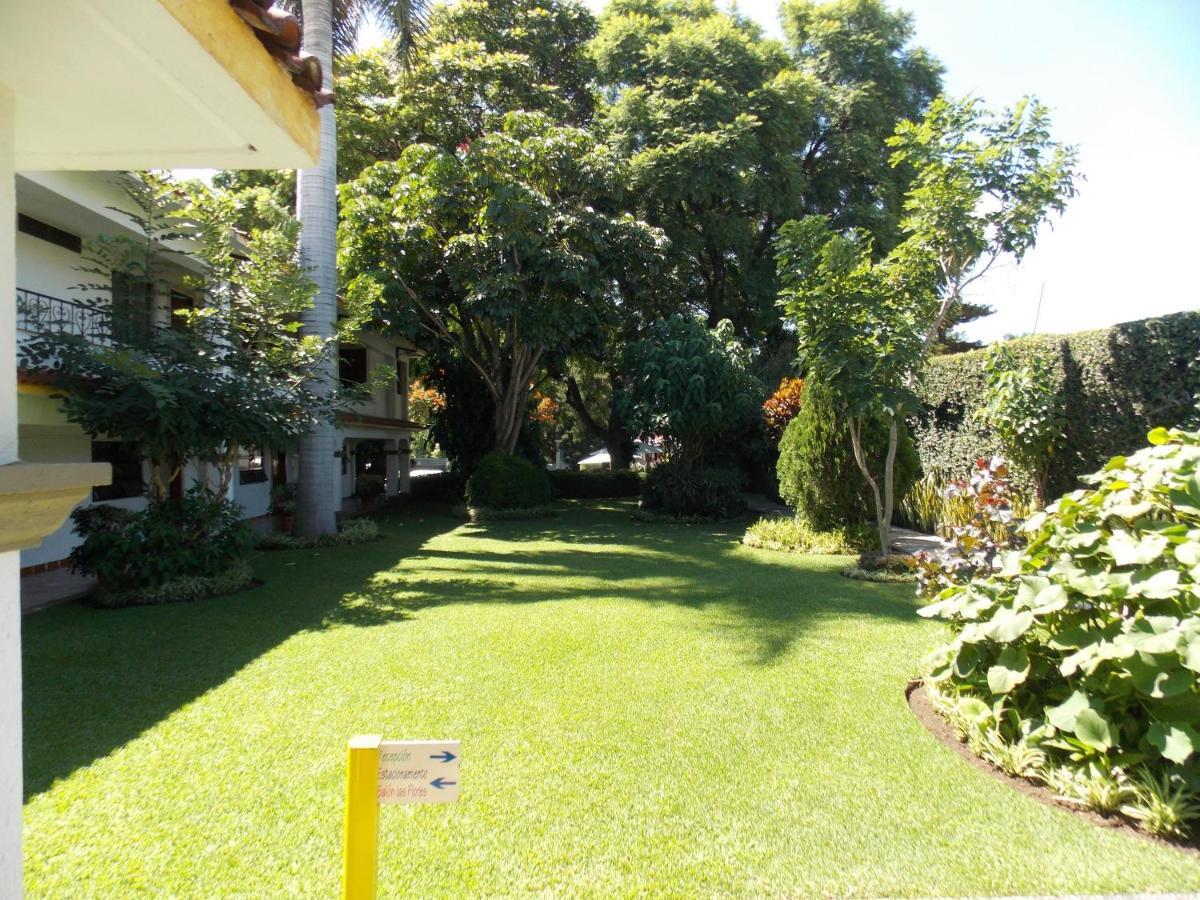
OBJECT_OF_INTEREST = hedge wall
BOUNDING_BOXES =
[913,311,1200,497]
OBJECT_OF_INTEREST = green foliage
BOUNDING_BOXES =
[887,95,1079,350]
[256,517,382,551]
[465,451,553,511]
[341,111,663,453]
[269,483,298,517]
[914,311,1200,498]
[742,516,872,555]
[775,215,936,550]
[977,344,1064,504]
[640,458,744,519]
[408,471,468,504]
[594,0,942,336]
[776,380,919,530]
[548,469,644,499]
[91,563,255,610]
[619,315,759,464]
[72,489,252,597]
[920,426,1200,835]
[899,471,1035,539]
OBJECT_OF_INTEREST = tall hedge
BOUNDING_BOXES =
[913,311,1200,497]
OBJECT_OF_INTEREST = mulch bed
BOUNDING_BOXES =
[906,680,1200,858]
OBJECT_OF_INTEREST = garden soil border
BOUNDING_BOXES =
[905,681,1200,858]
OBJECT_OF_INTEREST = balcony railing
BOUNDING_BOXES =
[17,288,112,345]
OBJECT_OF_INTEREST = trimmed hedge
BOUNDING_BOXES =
[465,452,553,511]
[408,471,467,503]
[548,469,644,499]
[914,311,1200,498]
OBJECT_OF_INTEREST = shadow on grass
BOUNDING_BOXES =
[22,500,917,799]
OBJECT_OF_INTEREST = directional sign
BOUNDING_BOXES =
[377,740,460,805]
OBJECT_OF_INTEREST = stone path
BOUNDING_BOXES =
[740,493,945,556]
[21,568,96,615]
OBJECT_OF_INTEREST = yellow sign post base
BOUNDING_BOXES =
[342,735,382,900]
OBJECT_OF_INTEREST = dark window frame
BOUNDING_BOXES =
[110,271,154,345]
[238,447,268,485]
[340,346,368,386]
[18,214,82,254]
[91,441,144,501]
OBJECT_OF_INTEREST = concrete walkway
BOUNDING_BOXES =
[741,493,944,556]
[21,568,96,615]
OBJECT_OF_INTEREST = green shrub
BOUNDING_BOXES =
[71,489,251,594]
[467,505,557,522]
[641,459,743,519]
[742,516,872,554]
[777,380,919,530]
[408,471,467,503]
[915,311,1200,498]
[257,517,381,550]
[899,471,1034,538]
[548,469,643,499]
[919,425,1200,838]
[465,451,553,511]
[91,562,255,609]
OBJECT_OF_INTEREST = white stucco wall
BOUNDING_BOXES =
[1,83,25,900]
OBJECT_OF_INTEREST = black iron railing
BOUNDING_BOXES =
[16,288,112,344]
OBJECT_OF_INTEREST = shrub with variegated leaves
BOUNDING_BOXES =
[919,425,1200,835]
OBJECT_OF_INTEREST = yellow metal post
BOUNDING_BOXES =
[342,734,382,900]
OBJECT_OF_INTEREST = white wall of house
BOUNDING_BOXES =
[0,82,24,900]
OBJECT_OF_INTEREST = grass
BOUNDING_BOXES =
[22,500,1200,896]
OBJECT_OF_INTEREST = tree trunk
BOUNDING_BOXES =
[848,417,895,554]
[564,371,635,469]
[294,0,338,536]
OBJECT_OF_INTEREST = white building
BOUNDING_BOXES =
[14,171,422,574]
[0,1,325,893]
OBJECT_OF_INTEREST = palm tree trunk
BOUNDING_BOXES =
[295,0,339,536]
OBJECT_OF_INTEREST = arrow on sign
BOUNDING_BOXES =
[429,751,456,763]
[430,777,457,790]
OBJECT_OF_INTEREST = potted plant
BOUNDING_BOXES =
[270,482,298,533]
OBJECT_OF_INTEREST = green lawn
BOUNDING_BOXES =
[23,500,1200,896]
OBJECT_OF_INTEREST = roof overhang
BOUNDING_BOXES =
[0,0,319,171]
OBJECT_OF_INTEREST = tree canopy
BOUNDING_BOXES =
[340,111,664,454]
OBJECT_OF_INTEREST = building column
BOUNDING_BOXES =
[398,438,412,495]
[0,83,23,900]
[384,440,399,497]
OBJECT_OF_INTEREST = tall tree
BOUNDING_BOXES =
[592,0,942,342]
[777,95,1078,552]
[291,0,427,536]
[341,112,664,454]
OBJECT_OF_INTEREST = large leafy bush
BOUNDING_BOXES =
[641,459,743,519]
[72,489,252,604]
[465,451,553,511]
[920,426,1200,835]
[776,380,919,530]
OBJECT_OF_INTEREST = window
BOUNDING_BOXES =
[169,291,193,332]
[238,448,268,485]
[395,349,409,396]
[340,346,368,386]
[110,271,154,344]
[91,441,143,501]
[18,214,82,254]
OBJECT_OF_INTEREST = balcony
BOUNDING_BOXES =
[16,288,153,347]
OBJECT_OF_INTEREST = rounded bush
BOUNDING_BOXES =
[776,380,919,529]
[465,451,552,511]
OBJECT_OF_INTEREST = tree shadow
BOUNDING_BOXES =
[22,500,917,799]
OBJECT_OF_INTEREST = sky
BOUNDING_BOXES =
[583,0,1200,342]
